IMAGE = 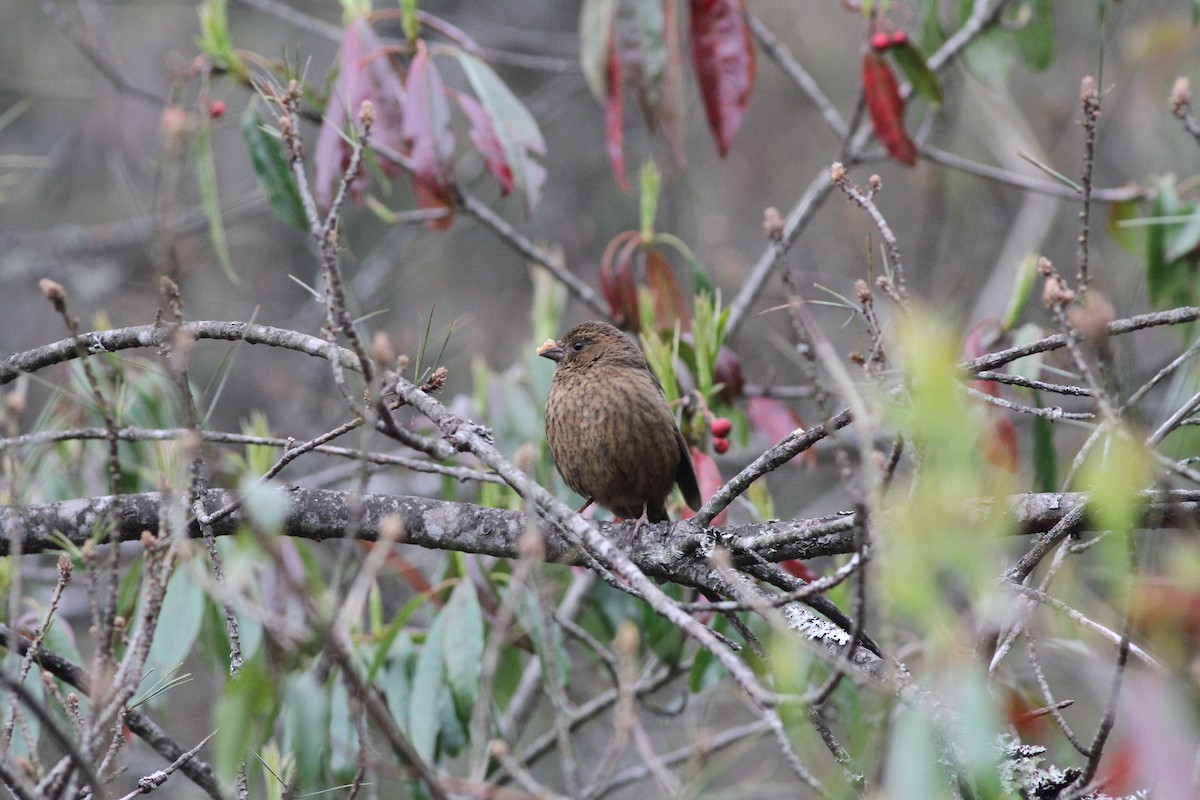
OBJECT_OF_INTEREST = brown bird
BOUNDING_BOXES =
[539,320,702,523]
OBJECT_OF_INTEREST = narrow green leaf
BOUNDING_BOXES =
[442,579,485,718]
[1106,198,1146,255]
[520,588,569,687]
[215,656,276,781]
[327,678,359,779]
[1164,208,1200,262]
[195,117,240,285]
[962,27,1016,88]
[1146,178,1178,308]
[639,158,661,241]
[919,0,947,53]
[1014,0,1055,72]
[1007,323,1045,384]
[1079,427,1152,534]
[400,0,419,43]
[409,611,447,761]
[282,672,329,790]
[197,0,243,74]
[1001,254,1038,331]
[144,569,205,680]
[891,40,943,107]
[241,104,306,229]
[1031,395,1057,493]
[579,0,614,104]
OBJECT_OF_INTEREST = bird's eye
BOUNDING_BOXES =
[572,341,584,351]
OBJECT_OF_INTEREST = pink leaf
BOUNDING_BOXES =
[403,40,455,223]
[606,27,628,190]
[681,449,727,526]
[450,90,513,195]
[314,16,407,211]
[747,397,815,470]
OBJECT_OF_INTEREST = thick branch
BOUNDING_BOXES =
[5,487,1196,561]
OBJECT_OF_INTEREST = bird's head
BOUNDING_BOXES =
[537,321,643,370]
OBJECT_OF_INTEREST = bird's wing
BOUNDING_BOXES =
[675,429,702,511]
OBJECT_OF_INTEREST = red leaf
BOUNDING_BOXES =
[315,16,407,210]
[450,89,513,195]
[600,231,641,327]
[1002,689,1049,740]
[778,559,817,582]
[645,246,692,331]
[862,51,917,166]
[713,346,745,402]
[747,397,816,470]
[1097,741,1138,796]
[681,448,727,526]
[962,318,1003,398]
[404,40,455,226]
[689,0,756,157]
[980,415,1019,472]
[605,27,629,190]
[453,53,547,212]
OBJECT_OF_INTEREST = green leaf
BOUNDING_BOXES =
[327,678,359,779]
[1007,323,1045,384]
[1031,396,1057,493]
[884,705,943,795]
[409,610,447,761]
[1079,426,1152,534]
[282,672,330,790]
[1001,254,1038,331]
[197,0,243,74]
[215,655,277,781]
[1165,209,1200,262]
[1146,178,1177,308]
[382,634,415,732]
[441,579,485,718]
[1106,198,1146,255]
[1014,0,1055,72]
[1145,177,1200,312]
[454,51,548,212]
[239,476,289,533]
[241,104,306,229]
[520,588,569,687]
[579,0,613,104]
[639,158,661,241]
[144,568,206,680]
[962,27,1015,88]
[195,116,240,285]
[919,0,947,53]
[688,615,728,692]
[400,0,419,43]
[891,40,943,107]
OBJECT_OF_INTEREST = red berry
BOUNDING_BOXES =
[869,32,891,51]
[209,100,226,119]
[711,417,732,438]
[891,30,909,47]
[713,437,730,455]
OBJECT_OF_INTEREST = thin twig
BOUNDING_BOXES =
[1076,77,1100,295]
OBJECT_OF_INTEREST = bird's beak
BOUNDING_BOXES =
[536,339,565,363]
